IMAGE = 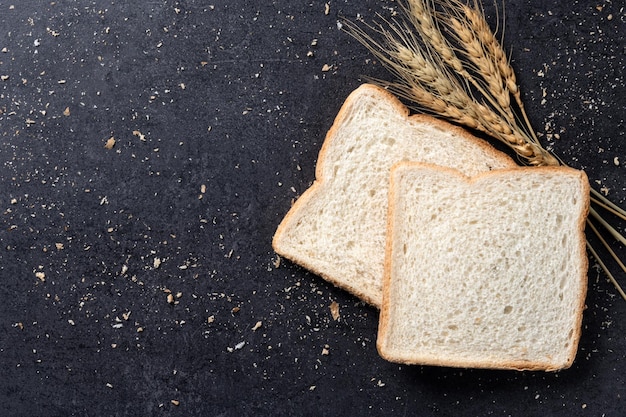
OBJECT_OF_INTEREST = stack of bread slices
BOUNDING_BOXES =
[273,84,589,371]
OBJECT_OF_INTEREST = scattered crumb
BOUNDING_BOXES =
[321,344,330,355]
[104,137,115,149]
[330,301,340,321]
[153,257,161,269]
[252,321,262,331]
[167,293,175,304]
[171,400,180,406]
[63,107,70,116]
[207,315,215,324]
[35,271,46,282]
[324,3,330,15]
[321,64,331,72]
[132,130,146,141]
[614,157,620,166]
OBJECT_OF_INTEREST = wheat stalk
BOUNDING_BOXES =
[345,0,626,299]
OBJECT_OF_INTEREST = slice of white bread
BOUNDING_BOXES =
[378,162,589,371]
[272,84,516,307]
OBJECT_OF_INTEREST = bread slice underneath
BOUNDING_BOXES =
[378,163,589,371]
[272,84,516,307]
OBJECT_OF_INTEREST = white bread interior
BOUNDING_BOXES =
[273,84,516,307]
[378,162,589,371]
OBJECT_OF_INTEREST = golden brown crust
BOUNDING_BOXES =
[378,162,590,371]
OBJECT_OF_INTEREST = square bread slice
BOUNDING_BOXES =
[272,84,516,307]
[378,162,590,371]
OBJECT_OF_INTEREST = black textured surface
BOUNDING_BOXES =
[0,1,624,416]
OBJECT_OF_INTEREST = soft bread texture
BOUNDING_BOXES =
[378,163,589,371]
[272,84,516,307]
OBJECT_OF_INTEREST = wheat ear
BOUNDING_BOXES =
[345,0,626,299]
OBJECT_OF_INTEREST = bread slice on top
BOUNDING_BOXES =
[378,162,589,371]
[272,84,516,307]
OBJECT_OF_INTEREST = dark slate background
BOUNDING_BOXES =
[0,1,624,416]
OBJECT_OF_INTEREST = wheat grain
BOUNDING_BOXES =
[461,2,522,105]
[448,17,511,112]
[453,0,543,146]
[404,0,465,74]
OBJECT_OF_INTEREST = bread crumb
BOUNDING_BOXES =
[330,301,340,321]
[104,137,115,149]
[153,257,161,269]
[207,315,215,323]
[324,3,330,15]
[171,400,180,406]
[167,293,175,304]
[321,64,331,72]
[35,271,46,282]
[614,157,620,166]
[252,321,262,331]
[132,130,146,141]
[63,107,70,116]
